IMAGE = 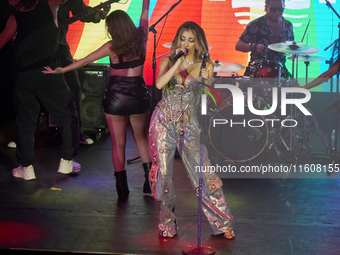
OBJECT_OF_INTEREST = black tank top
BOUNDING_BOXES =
[13,0,59,72]
[110,55,146,69]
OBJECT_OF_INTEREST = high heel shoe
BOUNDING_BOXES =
[114,170,129,201]
[142,162,152,194]
[224,230,235,239]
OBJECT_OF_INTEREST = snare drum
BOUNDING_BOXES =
[250,60,282,79]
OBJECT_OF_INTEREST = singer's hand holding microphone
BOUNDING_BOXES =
[173,48,188,62]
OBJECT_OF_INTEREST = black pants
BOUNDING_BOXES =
[58,45,84,134]
[14,71,79,167]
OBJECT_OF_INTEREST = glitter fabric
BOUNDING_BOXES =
[149,77,234,237]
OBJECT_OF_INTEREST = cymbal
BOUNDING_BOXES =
[213,60,245,73]
[162,43,172,48]
[268,41,319,55]
[287,55,327,62]
[162,42,213,49]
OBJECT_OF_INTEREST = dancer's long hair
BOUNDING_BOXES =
[106,10,147,59]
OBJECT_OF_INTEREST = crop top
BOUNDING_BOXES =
[110,55,146,69]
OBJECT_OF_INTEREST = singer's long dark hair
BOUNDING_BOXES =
[169,21,213,67]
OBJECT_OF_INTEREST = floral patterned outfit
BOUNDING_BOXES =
[148,76,234,237]
[239,15,294,77]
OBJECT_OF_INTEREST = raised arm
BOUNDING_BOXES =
[43,41,111,74]
[139,0,150,35]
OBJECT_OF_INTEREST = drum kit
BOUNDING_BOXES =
[159,41,328,162]
[206,41,328,162]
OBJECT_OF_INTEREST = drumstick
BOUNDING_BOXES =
[301,19,311,43]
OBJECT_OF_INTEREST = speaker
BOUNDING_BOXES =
[78,63,109,133]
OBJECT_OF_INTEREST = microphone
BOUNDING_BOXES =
[201,52,209,68]
[173,48,188,61]
[199,52,209,79]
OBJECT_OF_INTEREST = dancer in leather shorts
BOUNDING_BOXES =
[43,0,152,201]
[148,21,235,239]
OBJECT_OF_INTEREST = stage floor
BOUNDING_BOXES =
[0,118,340,255]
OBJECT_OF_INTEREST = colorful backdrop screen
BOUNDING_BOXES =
[66,0,340,92]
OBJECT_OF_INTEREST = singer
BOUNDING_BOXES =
[148,21,235,239]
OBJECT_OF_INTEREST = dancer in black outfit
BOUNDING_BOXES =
[1,1,16,148]
[0,0,80,180]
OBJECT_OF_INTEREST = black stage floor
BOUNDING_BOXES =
[0,117,340,255]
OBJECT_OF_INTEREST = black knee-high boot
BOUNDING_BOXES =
[114,170,129,201]
[142,162,152,194]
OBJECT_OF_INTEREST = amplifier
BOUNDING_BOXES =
[78,63,110,133]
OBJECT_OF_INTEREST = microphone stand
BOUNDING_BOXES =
[324,38,339,52]
[149,0,182,109]
[127,0,182,165]
[326,0,340,19]
[182,53,216,255]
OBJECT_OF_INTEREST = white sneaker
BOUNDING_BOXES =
[79,137,94,145]
[57,158,81,174]
[12,165,36,180]
[79,134,93,145]
[7,141,17,148]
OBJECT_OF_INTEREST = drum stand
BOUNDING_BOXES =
[278,56,328,160]
[268,128,286,158]
[257,93,287,158]
[288,54,298,154]
[295,60,328,154]
[297,60,313,153]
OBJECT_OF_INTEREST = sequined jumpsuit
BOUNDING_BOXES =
[149,76,234,237]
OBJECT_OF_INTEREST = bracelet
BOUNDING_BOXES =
[251,43,257,53]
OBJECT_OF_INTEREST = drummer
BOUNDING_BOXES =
[235,0,294,78]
